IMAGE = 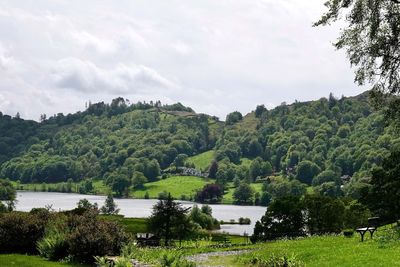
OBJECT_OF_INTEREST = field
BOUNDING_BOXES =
[131,175,212,199]
[186,150,215,171]
[0,254,83,267]
[204,231,400,267]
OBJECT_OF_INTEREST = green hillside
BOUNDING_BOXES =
[0,93,398,203]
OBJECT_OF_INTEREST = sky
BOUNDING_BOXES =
[0,0,366,121]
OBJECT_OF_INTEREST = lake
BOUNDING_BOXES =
[15,191,267,235]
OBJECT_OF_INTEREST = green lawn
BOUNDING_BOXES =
[205,233,400,267]
[0,254,83,267]
[131,176,212,199]
[99,215,147,235]
[186,150,215,171]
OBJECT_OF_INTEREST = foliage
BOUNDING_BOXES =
[296,161,321,185]
[0,178,16,211]
[303,194,345,234]
[316,0,400,124]
[264,178,307,200]
[0,210,50,253]
[225,111,243,125]
[252,196,305,242]
[101,193,120,215]
[362,149,400,222]
[148,194,193,246]
[195,183,223,204]
[233,182,255,205]
[65,209,130,263]
[188,205,220,230]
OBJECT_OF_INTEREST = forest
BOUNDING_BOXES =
[0,92,398,203]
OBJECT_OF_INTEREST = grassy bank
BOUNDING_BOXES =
[187,150,215,171]
[0,254,83,267]
[204,232,400,266]
[131,175,212,199]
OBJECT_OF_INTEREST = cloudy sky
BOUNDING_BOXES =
[0,0,365,121]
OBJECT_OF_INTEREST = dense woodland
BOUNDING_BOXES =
[0,93,398,201]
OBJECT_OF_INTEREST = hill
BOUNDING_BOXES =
[0,93,398,201]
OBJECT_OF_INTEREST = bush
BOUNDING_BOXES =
[66,210,130,263]
[37,214,69,261]
[0,210,49,253]
[343,229,354,238]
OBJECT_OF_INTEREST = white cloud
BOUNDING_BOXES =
[71,31,118,54]
[0,0,365,120]
[52,58,177,94]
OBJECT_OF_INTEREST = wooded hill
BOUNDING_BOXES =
[0,93,398,199]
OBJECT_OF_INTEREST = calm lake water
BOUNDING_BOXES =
[15,191,266,235]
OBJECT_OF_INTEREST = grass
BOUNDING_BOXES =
[131,176,212,199]
[204,231,400,267]
[186,150,215,171]
[12,180,110,195]
[0,254,83,267]
[99,215,147,235]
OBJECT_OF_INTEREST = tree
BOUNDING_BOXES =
[312,170,341,186]
[101,193,120,215]
[147,194,191,246]
[251,196,305,242]
[303,194,345,234]
[110,175,131,197]
[362,149,400,222]
[131,171,147,189]
[316,0,400,124]
[225,111,243,125]
[296,160,321,185]
[255,105,267,118]
[208,160,218,178]
[233,182,255,205]
[0,179,16,211]
[195,184,224,204]
[76,199,98,211]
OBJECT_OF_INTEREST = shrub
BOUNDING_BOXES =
[0,210,49,253]
[343,229,354,238]
[37,214,69,261]
[66,210,130,263]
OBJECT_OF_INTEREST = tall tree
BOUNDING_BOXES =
[100,193,120,215]
[316,0,400,124]
[148,194,191,246]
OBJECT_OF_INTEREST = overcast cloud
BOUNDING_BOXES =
[0,0,365,120]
